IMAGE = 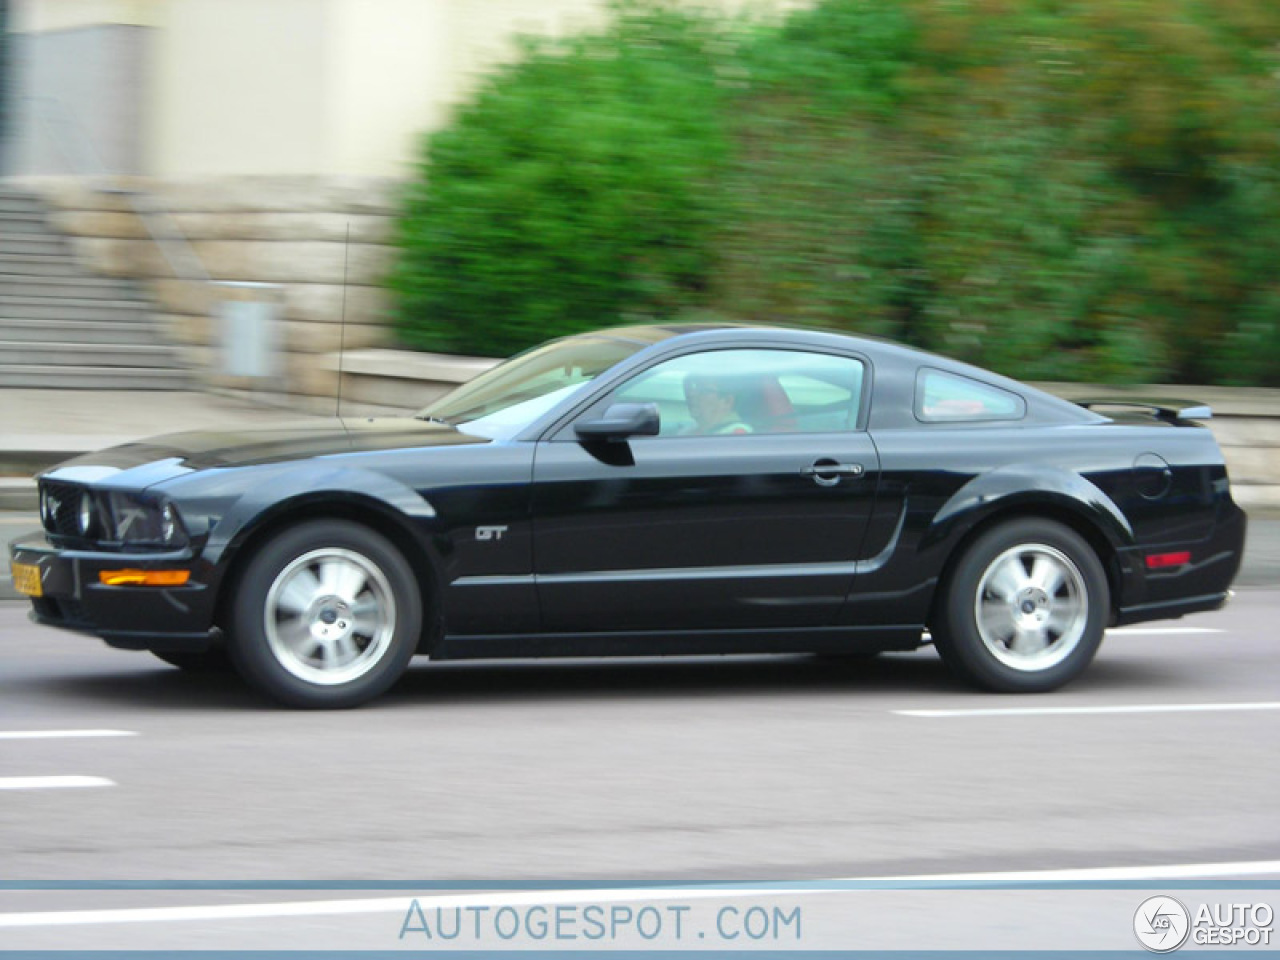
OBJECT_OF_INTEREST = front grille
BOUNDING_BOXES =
[40,480,85,539]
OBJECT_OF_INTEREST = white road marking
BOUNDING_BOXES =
[1106,627,1223,635]
[2,860,1280,928]
[0,776,114,791]
[919,626,1222,642]
[0,887,777,928]
[849,859,1280,885]
[896,701,1280,718]
[0,729,136,741]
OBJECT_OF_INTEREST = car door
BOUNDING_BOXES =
[531,346,881,633]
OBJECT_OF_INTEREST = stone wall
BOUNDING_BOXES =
[22,175,401,409]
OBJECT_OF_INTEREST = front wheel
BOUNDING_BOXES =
[228,520,422,708]
[932,519,1109,693]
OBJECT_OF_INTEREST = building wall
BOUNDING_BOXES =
[148,0,328,176]
[322,0,454,179]
[148,0,628,179]
[8,0,800,179]
[5,23,150,175]
[8,0,159,33]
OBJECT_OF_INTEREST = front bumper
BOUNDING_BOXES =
[9,531,218,652]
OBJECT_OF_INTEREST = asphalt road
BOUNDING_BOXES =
[4,505,1279,950]
[1,585,1278,887]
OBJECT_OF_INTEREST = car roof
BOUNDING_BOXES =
[580,322,742,346]
[582,321,944,365]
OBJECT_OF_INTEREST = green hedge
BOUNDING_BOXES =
[391,5,727,357]
[391,0,1280,385]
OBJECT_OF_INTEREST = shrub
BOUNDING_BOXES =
[392,0,1280,385]
[390,3,728,356]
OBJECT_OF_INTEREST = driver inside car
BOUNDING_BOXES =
[682,374,754,436]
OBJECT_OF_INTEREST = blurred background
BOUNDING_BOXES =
[0,0,1278,501]
[3,0,1279,385]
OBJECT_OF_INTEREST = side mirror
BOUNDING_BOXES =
[574,403,660,442]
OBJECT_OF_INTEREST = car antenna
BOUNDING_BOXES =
[335,221,350,422]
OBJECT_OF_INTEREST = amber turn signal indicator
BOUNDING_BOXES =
[99,569,191,586]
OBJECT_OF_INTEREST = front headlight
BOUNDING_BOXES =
[161,503,179,543]
[77,492,96,537]
[105,492,188,546]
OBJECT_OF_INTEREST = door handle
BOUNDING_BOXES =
[801,460,864,487]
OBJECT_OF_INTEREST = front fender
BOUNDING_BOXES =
[201,465,438,569]
[924,465,1134,553]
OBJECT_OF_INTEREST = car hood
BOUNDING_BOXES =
[41,418,487,489]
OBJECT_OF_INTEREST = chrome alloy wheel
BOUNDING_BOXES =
[973,543,1088,672]
[263,548,396,685]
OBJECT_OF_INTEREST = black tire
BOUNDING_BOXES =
[151,647,234,672]
[227,520,422,708]
[932,518,1108,693]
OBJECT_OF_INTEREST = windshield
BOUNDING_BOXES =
[419,336,643,440]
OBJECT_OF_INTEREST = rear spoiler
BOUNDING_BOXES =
[1073,399,1212,421]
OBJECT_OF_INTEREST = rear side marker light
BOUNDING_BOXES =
[99,569,191,587]
[1145,551,1191,570]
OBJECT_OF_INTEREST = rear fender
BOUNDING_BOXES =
[924,465,1135,554]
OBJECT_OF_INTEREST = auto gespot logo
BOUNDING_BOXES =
[1135,896,1275,952]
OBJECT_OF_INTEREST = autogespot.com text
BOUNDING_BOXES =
[399,899,802,945]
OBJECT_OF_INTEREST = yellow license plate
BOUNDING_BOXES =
[11,562,42,598]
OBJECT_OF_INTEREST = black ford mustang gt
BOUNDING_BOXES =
[10,324,1246,707]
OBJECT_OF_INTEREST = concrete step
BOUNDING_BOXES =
[0,194,49,215]
[0,318,164,343]
[0,341,184,368]
[0,276,143,300]
[0,478,37,511]
[0,254,80,277]
[0,234,67,256]
[0,296,153,321]
[0,215,56,235]
[0,365,191,389]
[0,238,68,257]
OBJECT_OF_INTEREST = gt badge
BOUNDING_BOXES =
[476,525,508,542]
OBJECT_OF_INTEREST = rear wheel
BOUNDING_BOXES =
[933,518,1108,692]
[228,520,422,708]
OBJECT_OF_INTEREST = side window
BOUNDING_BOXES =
[610,349,865,437]
[916,368,1025,422]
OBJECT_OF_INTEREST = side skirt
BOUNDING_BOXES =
[431,625,925,660]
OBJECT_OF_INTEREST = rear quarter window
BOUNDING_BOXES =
[915,367,1026,423]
